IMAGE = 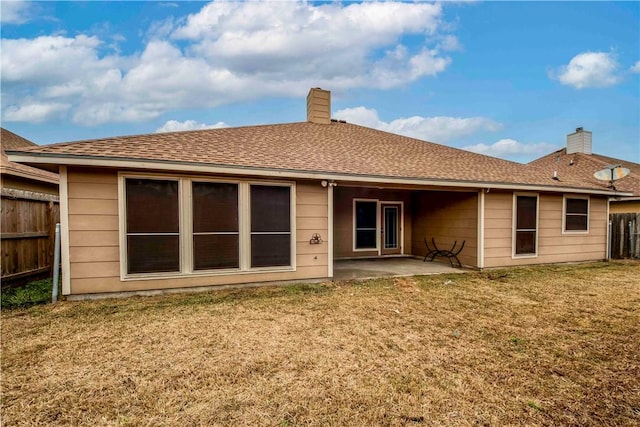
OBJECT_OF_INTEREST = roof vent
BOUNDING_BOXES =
[566,127,592,155]
[306,88,331,124]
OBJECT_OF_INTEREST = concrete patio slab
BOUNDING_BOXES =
[333,257,467,281]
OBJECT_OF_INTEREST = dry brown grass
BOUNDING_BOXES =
[2,261,639,426]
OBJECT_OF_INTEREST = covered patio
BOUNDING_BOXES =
[333,257,467,281]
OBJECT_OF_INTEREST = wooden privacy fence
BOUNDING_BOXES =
[1,188,60,286]
[610,213,640,259]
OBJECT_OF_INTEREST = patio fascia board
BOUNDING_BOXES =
[7,152,632,197]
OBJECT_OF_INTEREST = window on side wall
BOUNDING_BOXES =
[125,178,180,274]
[564,197,589,232]
[514,194,538,256]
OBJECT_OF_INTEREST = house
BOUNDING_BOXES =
[1,128,59,196]
[529,129,640,259]
[1,128,60,283]
[7,88,632,297]
[529,128,640,214]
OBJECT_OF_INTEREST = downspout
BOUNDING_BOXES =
[52,223,61,303]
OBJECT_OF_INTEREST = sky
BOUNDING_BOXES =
[1,0,639,164]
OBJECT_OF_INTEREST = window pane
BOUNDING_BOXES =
[194,234,239,270]
[566,215,588,231]
[516,196,537,229]
[384,208,398,249]
[251,234,291,267]
[356,230,377,249]
[356,201,377,229]
[127,235,179,274]
[126,179,179,233]
[193,182,238,233]
[567,198,588,215]
[515,231,536,255]
[251,186,290,232]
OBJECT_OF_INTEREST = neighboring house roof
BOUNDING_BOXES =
[6,121,631,196]
[529,148,640,197]
[1,128,59,184]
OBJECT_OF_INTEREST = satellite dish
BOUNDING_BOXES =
[593,164,630,188]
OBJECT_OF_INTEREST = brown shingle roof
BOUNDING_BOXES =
[529,148,640,196]
[5,121,628,193]
[1,128,59,183]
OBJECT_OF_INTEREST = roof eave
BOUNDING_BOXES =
[0,165,60,184]
[7,152,632,197]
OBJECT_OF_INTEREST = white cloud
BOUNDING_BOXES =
[4,102,71,122]
[463,139,558,161]
[1,0,32,24]
[631,61,640,73]
[553,51,621,89]
[436,35,461,52]
[333,106,501,142]
[155,119,227,133]
[1,1,459,125]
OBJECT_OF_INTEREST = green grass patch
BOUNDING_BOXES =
[1,278,57,310]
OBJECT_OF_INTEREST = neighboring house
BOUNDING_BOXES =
[529,128,640,214]
[7,89,632,296]
[1,128,59,195]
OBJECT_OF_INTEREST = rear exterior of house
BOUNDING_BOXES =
[63,167,329,294]
[8,89,625,297]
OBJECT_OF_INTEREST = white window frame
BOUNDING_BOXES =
[118,172,296,281]
[188,178,242,273]
[562,195,590,234]
[247,181,297,271]
[352,198,379,252]
[512,192,539,259]
[118,174,184,278]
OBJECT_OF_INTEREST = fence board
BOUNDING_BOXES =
[610,213,640,259]
[1,193,60,285]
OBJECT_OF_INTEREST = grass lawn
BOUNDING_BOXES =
[2,262,639,426]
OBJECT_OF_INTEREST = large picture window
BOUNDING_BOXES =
[121,175,294,278]
[125,178,180,274]
[514,195,538,256]
[192,182,239,270]
[355,200,377,250]
[564,197,589,232]
[250,185,291,267]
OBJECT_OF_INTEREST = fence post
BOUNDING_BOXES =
[47,201,55,276]
[630,220,635,260]
[608,219,612,260]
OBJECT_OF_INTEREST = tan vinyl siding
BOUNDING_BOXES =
[66,167,328,294]
[333,187,412,258]
[609,201,640,214]
[410,191,478,267]
[483,191,607,267]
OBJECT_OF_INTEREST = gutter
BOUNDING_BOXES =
[7,151,632,197]
[609,196,640,201]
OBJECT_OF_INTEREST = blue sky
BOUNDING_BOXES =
[1,1,638,163]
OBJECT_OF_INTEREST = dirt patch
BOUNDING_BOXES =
[393,277,420,293]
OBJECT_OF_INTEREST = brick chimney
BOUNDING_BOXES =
[566,127,592,155]
[306,88,331,124]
